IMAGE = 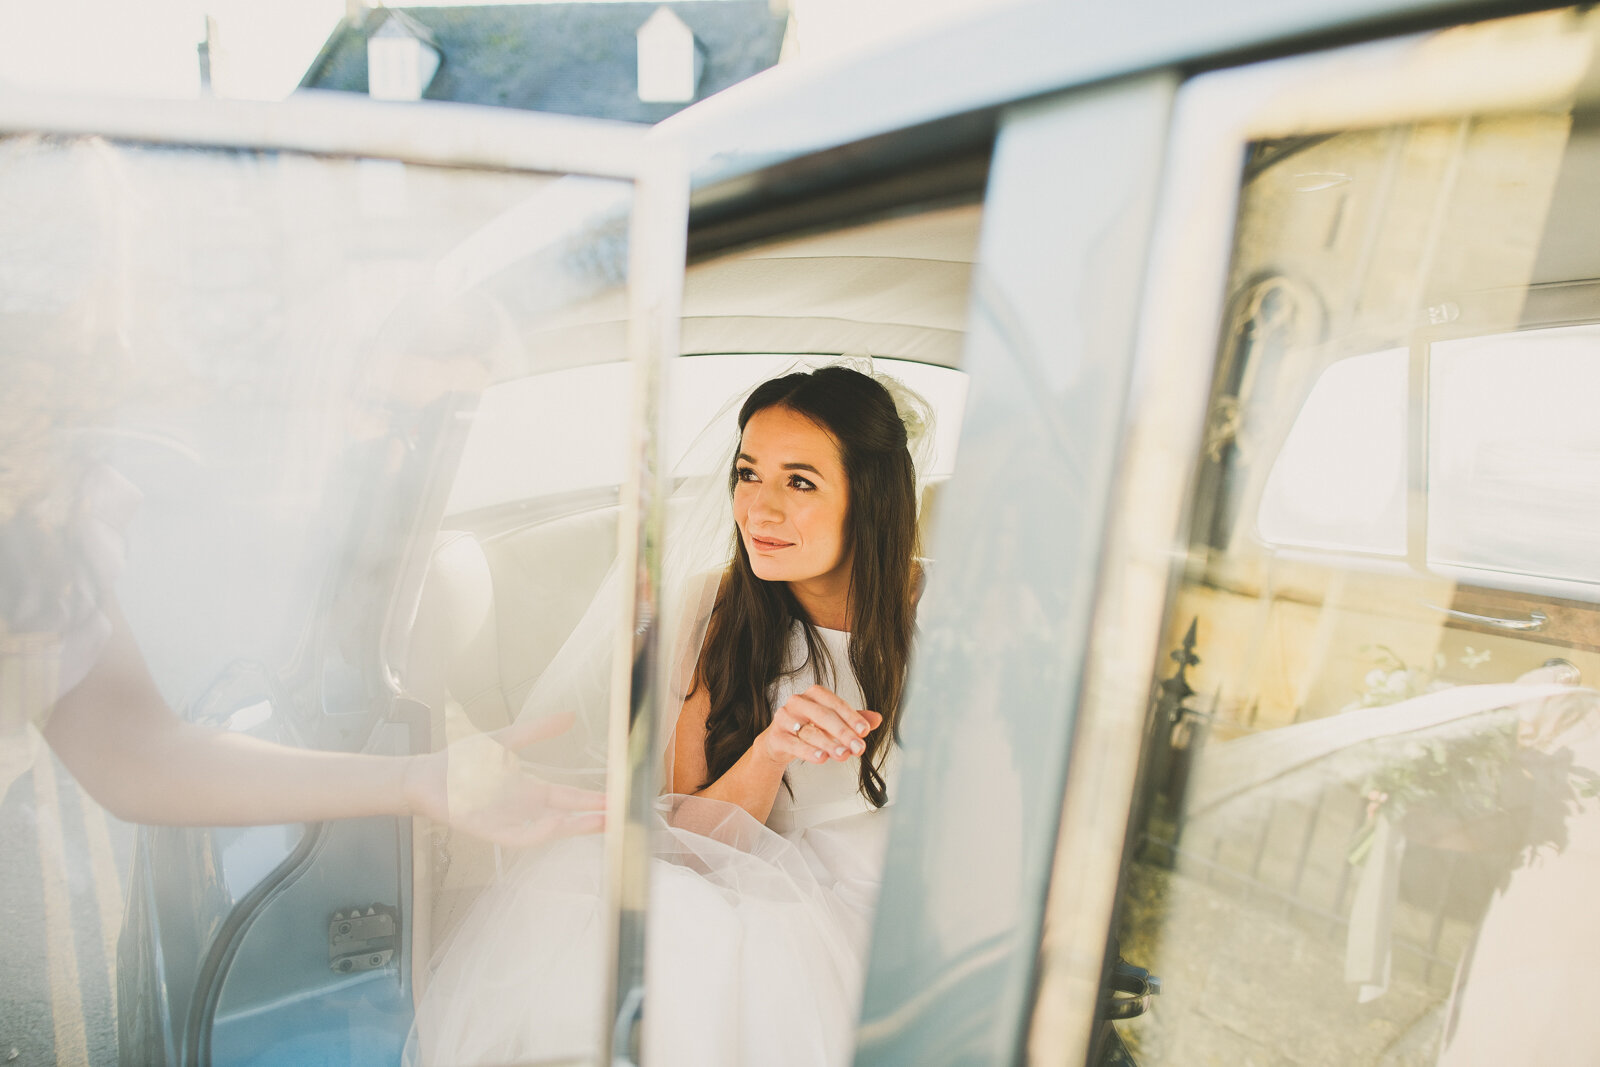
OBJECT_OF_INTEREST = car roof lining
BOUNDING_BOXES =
[525,200,982,371]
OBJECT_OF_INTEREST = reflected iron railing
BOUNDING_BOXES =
[1134,621,1475,989]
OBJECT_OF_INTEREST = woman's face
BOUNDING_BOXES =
[733,404,851,590]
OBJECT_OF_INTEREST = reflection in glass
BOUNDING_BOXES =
[0,132,630,1065]
[1258,348,1407,555]
[1429,326,1600,587]
[1112,102,1600,1065]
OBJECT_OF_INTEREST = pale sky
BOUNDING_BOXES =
[1,0,344,100]
[0,0,991,102]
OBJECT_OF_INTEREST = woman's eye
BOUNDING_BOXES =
[789,475,817,492]
[735,466,758,483]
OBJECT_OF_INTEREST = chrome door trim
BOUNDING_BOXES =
[603,139,689,1066]
[1025,11,1596,1064]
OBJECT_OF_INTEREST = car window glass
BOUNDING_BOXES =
[1257,348,1408,554]
[0,131,636,1067]
[1256,325,1600,591]
[1429,326,1600,587]
[1111,101,1600,1066]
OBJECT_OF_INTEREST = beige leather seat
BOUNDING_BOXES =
[405,505,619,959]
[409,507,620,735]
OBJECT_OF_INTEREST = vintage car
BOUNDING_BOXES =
[4,0,1600,1064]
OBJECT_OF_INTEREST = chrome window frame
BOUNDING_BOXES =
[853,73,1177,1065]
[1025,11,1598,1064]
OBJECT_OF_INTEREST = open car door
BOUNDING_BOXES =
[0,93,683,1066]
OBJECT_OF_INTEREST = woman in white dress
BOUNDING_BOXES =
[409,365,928,1066]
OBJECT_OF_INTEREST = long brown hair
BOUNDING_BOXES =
[696,366,918,807]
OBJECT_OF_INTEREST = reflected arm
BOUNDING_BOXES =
[42,604,603,842]
[43,608,412,826]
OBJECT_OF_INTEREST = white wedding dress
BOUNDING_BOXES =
[408,622,897,1067]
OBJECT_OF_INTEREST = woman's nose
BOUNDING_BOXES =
[748,482,784,521]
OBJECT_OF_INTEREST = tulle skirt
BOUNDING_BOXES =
[407,795,889,1067]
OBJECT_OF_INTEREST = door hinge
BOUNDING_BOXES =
[329,903,398,974]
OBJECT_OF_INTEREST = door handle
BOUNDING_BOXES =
[1100,960,1161,1021]
[1425,604,1547,632]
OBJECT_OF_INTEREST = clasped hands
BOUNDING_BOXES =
[407,687,880,841]
[759,684,882,767]
[402,711,606,848]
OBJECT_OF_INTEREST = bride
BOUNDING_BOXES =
[409,364,929,1066]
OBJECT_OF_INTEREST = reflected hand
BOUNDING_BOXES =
[403,712,606,847]
[760,684,882,766]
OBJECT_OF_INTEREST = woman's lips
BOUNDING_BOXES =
[750,536,793,552]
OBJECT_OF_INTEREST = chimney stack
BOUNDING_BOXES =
[197,15,221,97]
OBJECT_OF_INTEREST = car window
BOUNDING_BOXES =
[0,125,645,1067]
[445,354,968,515]
[1255,326,1600,593]
[1257,347,1408,555]
[1110,95,1600,1066]
[1429,326,1600,588]
[404,194,978,1065]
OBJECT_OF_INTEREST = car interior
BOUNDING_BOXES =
[401,199,984,966]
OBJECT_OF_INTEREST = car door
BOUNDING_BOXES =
[1023,7,1600,1064]
[839,74,1177,1065]
[0,94,683,1066]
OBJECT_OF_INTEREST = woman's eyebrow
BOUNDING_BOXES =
[735,452,825,476]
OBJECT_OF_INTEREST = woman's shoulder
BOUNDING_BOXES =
[911,557,934,613]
